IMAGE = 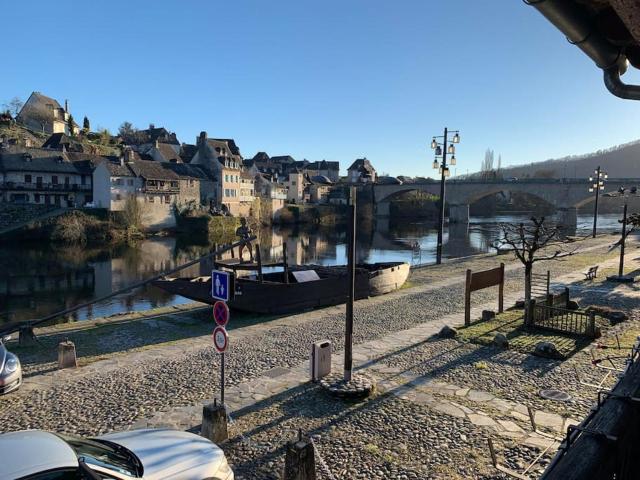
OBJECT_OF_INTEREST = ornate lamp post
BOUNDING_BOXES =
[606,186,637,282]
[588,166,607,238]
[430,128,460,265]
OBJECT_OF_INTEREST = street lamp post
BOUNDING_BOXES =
[430,128,460,265]
[605,186,637,282]
[588,166,607,238]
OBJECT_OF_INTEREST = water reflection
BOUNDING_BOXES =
[0,213,624,324]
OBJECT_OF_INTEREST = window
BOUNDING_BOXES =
[52,176,58,184]
[24,174,32,183]
[115,194,121,201]
[23,469,79,480]
[114,178,123,186]
[65,176,70,185]
[36,176,43,185]
[127,179,134,186]
[292,181,296,186]
[148,195,155,203]
[34,194,40,203]
[224,188,230,197]
[164,195,171,204]
[225,174,229,182]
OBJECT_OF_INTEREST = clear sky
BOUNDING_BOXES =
[3,0,640,177]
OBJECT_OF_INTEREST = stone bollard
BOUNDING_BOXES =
[58,341,78,369]
[284,431,317,480]
[201,399,228,444]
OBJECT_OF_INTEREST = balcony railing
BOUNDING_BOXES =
[142,185,180,194]
[0,182,92,192]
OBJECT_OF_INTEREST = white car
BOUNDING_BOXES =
[0,429,234,480]
[0,335,21,395]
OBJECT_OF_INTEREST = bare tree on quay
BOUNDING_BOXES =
[495,217,577,319]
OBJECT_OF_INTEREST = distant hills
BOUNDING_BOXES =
[467,140,640,179]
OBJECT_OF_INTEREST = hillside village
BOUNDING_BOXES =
[0,92,383,229]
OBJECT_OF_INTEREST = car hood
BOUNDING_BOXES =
[99,429,226,479]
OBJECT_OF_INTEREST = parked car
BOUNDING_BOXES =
[0,335,21,395]
[0,429,234,480]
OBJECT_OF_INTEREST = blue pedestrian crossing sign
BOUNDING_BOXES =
[211,270,230,302]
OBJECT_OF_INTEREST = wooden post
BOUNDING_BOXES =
[588,311,596,338]
[284,432,317,480]
[256,246,263,283]
[546,270,551,297]
[564,287,570,309]
[465,269,472,326]
[201,399,228,444]
[283,242,289,284]
[498,263,505,314]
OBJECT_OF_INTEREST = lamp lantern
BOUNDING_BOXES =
[449,155,456,166]
[452,132,460,143]
[430,138,437,149]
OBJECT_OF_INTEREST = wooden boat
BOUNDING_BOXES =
[152,261,410,315]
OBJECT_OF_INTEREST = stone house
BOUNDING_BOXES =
[286,168,308,203]
[0,147,92,207]
[254,173,287,216]
[308,175,333,204]
[190,132,246,215]
[347,158,377,183]
[16,92,78,135]
[92,152,141,211]
[163,162,215,206]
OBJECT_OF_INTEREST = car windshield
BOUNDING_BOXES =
[56,433,141,478]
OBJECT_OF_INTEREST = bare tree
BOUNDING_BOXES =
[481,149,495,179]
[2,97,23,116]
[495,217,576,320]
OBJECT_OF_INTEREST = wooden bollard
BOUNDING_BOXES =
[201,400,228,443]
[19,326,37,347]
[57,341,78,369]
[284,431,317,480]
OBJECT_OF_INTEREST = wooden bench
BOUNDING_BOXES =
[584,266,599,280]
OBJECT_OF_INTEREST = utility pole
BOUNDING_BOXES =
[344,186,356,382]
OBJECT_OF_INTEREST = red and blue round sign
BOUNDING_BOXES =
[213,326,228,353]
[213,301,229,327]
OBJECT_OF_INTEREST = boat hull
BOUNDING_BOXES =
[152,262,410,315]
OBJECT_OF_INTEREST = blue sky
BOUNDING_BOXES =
[3,1,640,176]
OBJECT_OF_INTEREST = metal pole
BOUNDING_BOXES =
[619,201,628,277]
[436,127,448,264]
[593,165,601,238]
[221,352,225,404]
[344,186,357,382]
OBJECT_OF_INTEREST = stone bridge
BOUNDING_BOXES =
[372,178,640,226]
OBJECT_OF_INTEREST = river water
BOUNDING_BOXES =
[0,213,624,325]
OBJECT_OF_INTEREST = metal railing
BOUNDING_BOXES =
[1,182,91,192]
[530,301,597,337]
[531,270,551,299]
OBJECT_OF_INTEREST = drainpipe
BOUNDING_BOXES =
[527,0,640,100]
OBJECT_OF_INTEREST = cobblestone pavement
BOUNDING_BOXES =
[0,241,637,478]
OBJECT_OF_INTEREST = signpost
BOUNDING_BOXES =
[211,271,231,404]
[211,270,230,302]
[213,301,229,327]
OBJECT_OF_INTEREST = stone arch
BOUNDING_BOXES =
[463,186,557,210]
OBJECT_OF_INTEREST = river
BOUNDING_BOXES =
[0,213,625,325]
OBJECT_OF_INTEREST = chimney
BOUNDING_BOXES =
[198,131,208,146]
[155,139,159,149]
[149,123,155,130]
[124,147,134,164]
[64,99,69,113]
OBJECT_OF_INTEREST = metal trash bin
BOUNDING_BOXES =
[310,340,332,381]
